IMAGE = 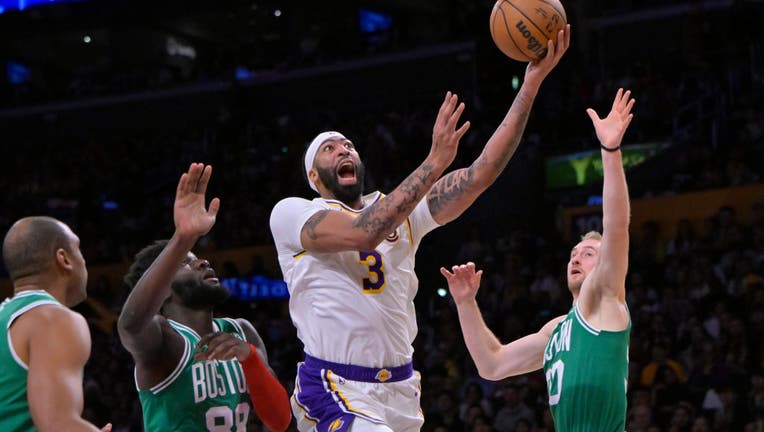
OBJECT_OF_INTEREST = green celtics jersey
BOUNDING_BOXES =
[138,317,253,432]
[0,290,61,432]
[542,304,630,432]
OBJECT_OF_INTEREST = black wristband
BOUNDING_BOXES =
[600,143,621,152]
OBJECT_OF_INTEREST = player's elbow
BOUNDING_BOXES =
[474,357,506,381]
[476,364,504,381]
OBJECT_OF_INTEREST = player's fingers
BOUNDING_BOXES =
[205,333,236,352]
[545,38,555,62]
[208,197,221,217]
[440,267,453,278]
[625,113,634,129]
[196,331,229,351]
[197,164,212,194]
[176,173,188,198]
[206,339,240,359]
[586,108,600,124]
[217,347,239,361]
[555,30,564,57]
[185,163,202,194]
[455,120,471,140]
[208,336,238,353]
[563,24,571,50]
[449,102,465,125]
[625,98,636,115]
[618,90,631,111]
[475,270,483,283]
[612,88,623,111]
[555,28,565,52]
[437,91,453,122]
[101,423,112,432]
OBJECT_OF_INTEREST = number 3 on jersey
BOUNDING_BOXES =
[359,251,385,294]
[545,360,564,406]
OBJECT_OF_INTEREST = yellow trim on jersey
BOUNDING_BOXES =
[323,192,382,215]
[293,250,307,259]
[405,217,413,250]
[414,371,424,418]
[291,395,318,426]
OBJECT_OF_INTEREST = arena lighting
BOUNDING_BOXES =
[436,288,447,298]
[221,275,289,301]
[0,0,83,14]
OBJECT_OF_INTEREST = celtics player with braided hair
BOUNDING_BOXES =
[442,88,635,432]
[118,163,291,432]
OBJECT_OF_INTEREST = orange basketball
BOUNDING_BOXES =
[489,0,567,62]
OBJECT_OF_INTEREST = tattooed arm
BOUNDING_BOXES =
[299,92,471,253]
[427,25,571,225]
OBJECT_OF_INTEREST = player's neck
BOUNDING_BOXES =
[13,275,68,304]
[323,192,364,210]
[344,196,364,210]
[164,303,216,336]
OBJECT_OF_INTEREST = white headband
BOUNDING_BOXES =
[304,131,347,192]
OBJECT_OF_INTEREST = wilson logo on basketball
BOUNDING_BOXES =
[515,20,547,58]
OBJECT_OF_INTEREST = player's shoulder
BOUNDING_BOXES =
[271,196,316,217]
[272,196,312,208]
[539,314,567,336]
[230,317,265,345]
[24,302,85,326]
[17,303,89,343]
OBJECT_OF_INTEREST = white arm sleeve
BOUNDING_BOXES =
[407,197,441,248]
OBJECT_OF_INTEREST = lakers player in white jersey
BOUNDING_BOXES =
[270,26,570,432]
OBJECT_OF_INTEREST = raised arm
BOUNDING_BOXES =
[583,88,635,303]
[427,25,570,224]
[442,263,563,380]
[25,306,110,432]
[299,92,470,253]
[118,163,220,357]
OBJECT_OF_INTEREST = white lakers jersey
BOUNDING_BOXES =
[269,191,439,367]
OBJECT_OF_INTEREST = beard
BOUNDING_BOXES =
[316,160,366,203]
[171,277,230,310]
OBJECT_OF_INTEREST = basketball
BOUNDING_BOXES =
[489,0,567,62]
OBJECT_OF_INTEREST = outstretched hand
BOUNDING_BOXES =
[430,91,471,168]
[440,262,483,306]
[174,163,221,239]
[525,24,571,88]
[586,88,635,149]
[194,332,251,362]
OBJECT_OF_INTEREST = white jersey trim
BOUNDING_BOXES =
[147,322,192,394]
[220,317,246,340]
[168,319,205,339]
[573,304,601,336]
[6,300,59,371]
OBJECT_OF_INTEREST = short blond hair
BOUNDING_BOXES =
[580,231,602,242]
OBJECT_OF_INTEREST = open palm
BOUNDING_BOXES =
[586,88,635,149]
[174,163,221,239]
